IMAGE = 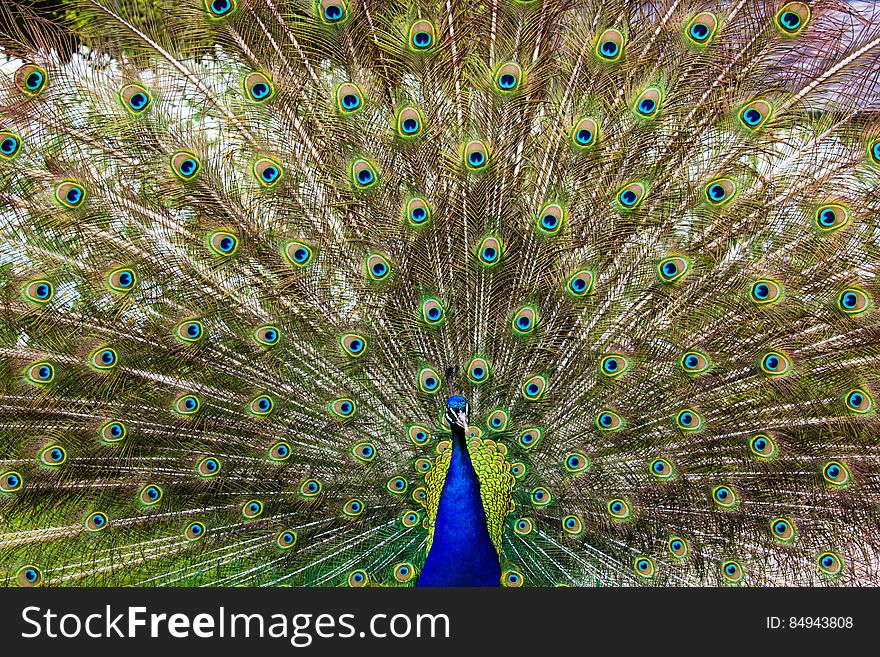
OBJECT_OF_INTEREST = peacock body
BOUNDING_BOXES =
[1,0,880,587]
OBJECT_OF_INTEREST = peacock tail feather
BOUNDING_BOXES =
[1,0,880,586]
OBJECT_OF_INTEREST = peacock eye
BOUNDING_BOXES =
[530,486,552,506]
[566,269,594,298]
[712,485,738,509]
[823,460,851,487]
[319,0,349,24]
[870,138,880,166]
[351,441,377,463]
[26,361,55,385]
[329,397,357,419]
[39,445,67,466]
[739,100,772,130]
[175,320,204,343]
[170,151,201,180]
[405,196,432,227]
[514,518,533,535]
[386,477,408,494]
[206,0,236,18]
[502,569,523,588]
[649,457,675,479]
[596,28,624,61]
[749,433,778,459]
[348,570,369,587]
[486,410,508,432]
[120,83,152,114]
[817,551,844,577]
[409,20,436,50]
[510,462,527,479]
[254,157,283,187]
[770,517,797,543]
[394,562,416,583]
[255,324,281,347]
[99,421,127,443]
[668,537,689,559]
[750,278,784,304]
[336,82,363,114]
[518,427,543,450]
[600,354,630,378]
[685,12,718,45]
[675,408,704,431]
[521,374,547,401]
[775,2,810,35]
[396,106,424,138]
[23,279,54,304]
[174,394,201,415]
[139,484,163,505]
[564,452,590,473]
[0,470,23,492]
[89,347,118,370]
[476,235,503,267]
[633,87,662,118]
[721,560,745,583]
[196,456,222,477]
[409,425,431,445]
[185,521,206,541]
[760,350,792,376]
[0,131,22,159]
[277,530,297,549]
[571,117,599,150]
[107,267,137,293]
[268,441,291,462]
[421,298,446,325]
[463,140,490,170]
[494,62,523,93]
[85,511,109,531]
[467,357,491,384]
[365,253,391,281]
[15,63,48,96]
[55,181,87,208]
[418,366,443,394]
[354,157,379,187]
[844,388,874,414]
[244,72,274,102]
[596,409,625,431]
[607,498,632,520]
[837,288,871,315]
[704,178,737,206]
[301,478,322,497]
[343,498,365,517]
[536,202,565,236]
[511,306,539,335]
[17,565,43,587]
[616,181,646,209]
[248,394,274,416]
[562,515,584,535]
[680,350,711,374]
[634,557,656,579]
[242,499,264,518]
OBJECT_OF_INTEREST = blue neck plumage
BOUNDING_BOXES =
[417,424,501,587]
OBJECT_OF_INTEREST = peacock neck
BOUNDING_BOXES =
[417,424,501,587]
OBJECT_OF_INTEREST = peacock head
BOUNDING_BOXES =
[445,395,469,429]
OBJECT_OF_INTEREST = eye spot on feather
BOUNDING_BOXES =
[396,106,424,138]
[759,351,792,377]
[616,182,646,210]
[675,408,703,432]
[775,2,810,35]
[268,441,291,462]
[595,29,625,61]
[421,298,446,325]
[770,517,797,543]
[494,62,524,93]
[607,498,632,521]
[463,140,490,171]
[817,551,844,577]
[844,388,873,414]
[477,235,503,267]
[823,460,851,487]
[564,451,590,474]
[386,476,408,495]
[244,72,274,103]
[208,230,238,256]
[468,357,491,385]
[85,511,109,532]
[174,394,200,415]
[409,20,436,51]
[348,570,368,587]
[205,0,236,18]
[749,433,778,459]
[686,12,718,45]
[513,518,533,535]
[511,306,539,335]
[1,470,24,492]
[502,568,523,587]
[634,557,655,579]
[55,181,87,208]
[521,374,547,401]
[571,117,599,150]
[351,441,376,463]
[242,499,264,519]
[600,354,630,378]
[704,178,737,206]
[668,537,689,559]
[318,0,349,24]
[343,498,365,517]
[277,530,297,549]
[401,510,420,527]
[39,445,66,467]
[837,288,871,315]
[254,157,283,187]
[486,409,508,432]
[405,196,432,227]
[418,366,443,394]
[139,484,163,505]
[196,457,221,478]
[870,138,880,166]
[336,82,363,114]
[120,83,152,114]
[185,521,206,541]
[738,100,772,130]
[0,131,21,160]
[720,560,744,584]
[530,487,552,506]
[711,485,738,509]
[815,203,850,232]
[170,151,201,180]
[596,409,624,431]
[510,462,527,479]
[248,394,274,416]
[536,202,565,236]
[107,267,137,293]
[409,425,431,446]
[680,350,711,374]
[255,324,281,347]
[562,515,584,536]
[649,457,675,480]
[750,278,784,305]
[89,347,118,371]
[26,361,55,385]
[633,88,662,118]
[301,478,322,497]
[394,562,416,583]
[518,427,543,450]
[17,565,43,587]
[365,253,391,281]
[22,279,53,304]
[14,63,47,96]
[328,397,357,419]
[175,320,204,343]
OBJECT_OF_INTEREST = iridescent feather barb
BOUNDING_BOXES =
[1,0,880,587]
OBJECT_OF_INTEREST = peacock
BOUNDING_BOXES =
[1,0,879,588]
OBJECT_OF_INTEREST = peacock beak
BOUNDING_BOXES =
[450,409,469,429]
